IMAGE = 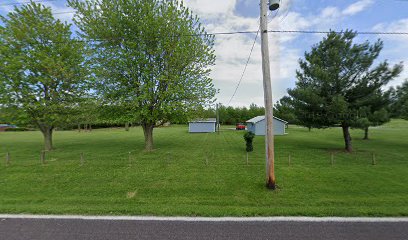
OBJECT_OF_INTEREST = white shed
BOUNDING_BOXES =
[189,118,216,133]
[246,116,287,136]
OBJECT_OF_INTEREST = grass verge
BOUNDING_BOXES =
[0,120,407,216]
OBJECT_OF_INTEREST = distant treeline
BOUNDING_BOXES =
[197,103,297,125]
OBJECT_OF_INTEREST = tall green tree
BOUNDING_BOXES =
[248,103,265,118]
[215,103,265,125]
[391,80,408,120]
[274,96,298,124]
[288,30,403,152]
[0,3,89,150]
[97,103,137,130]
[75,98,101,131]
[68,0,216,151]
[355,89,392,140]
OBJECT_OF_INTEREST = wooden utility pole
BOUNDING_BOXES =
[260,0,278,189]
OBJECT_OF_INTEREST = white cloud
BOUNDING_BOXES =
[342,0,374,16]
[183,0,381,106]
[321,7,341,19]
[184,0,237,18]
[4,0,393,107]
[373,19,408,42]
[372,19,408,86]
[183,0,374,106]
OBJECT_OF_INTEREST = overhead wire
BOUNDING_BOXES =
[2,29,407,46]
[226,11,275,106]
[226,29,260,106]
[177,30,408,36]
[267,30,408,35]
[3,0,408,107]
[279,0,291,22]
[269,9,279,23]
[227,11,278,105]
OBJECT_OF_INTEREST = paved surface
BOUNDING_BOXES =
[1,217,408,240]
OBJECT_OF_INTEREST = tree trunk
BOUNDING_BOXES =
[125,122,130,131]
[363,127,369,140]
[342,124,352,152]
[89,124,92,132]
[77,124,81,132]
[41,126,54,151]
[142,123,154,151]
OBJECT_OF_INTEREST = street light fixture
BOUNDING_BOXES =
[269,0,280,11]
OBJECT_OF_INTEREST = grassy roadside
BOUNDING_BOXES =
[0,120,407,216]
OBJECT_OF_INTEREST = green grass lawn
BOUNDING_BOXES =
[0,120,407,217]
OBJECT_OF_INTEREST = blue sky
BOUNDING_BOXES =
[1,0,408,107]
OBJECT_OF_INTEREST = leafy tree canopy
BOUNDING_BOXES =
[354,88,392,139]
[391,80,408,120]
[274,96,298,125]
[0,2,90,150]
[68,0,216,151]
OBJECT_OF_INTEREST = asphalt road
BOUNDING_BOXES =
[1,217,408,240]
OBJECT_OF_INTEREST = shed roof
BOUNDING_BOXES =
[189,118,216,123]
[246,116,288,124]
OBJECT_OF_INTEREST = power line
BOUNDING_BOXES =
[0,0,57,7]
[227,29,260,106]
[268,30,408,35]
[4,7,408,37]
[8,5,408,36]
[205,30,408,36]
[6,29,408,45]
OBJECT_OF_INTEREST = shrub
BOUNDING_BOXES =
[243,132,255,152]
[4,127,29,132]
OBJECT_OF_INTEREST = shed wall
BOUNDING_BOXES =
[247,123,255,133]
[248,118,286,136]
[255,120,266,136]
[189,122,216,133]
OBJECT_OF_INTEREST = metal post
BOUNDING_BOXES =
[247,152,249,165]
[260,0,276,190]
[81,152,84,166]
[216,103,220,134]
[6,152,10,166]
[40,151,46,165]
[331,152,334,166]
[288,154,291,167]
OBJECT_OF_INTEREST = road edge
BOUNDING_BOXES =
[1,215,408,222]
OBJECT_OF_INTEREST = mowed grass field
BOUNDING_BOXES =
[0,120,407,217]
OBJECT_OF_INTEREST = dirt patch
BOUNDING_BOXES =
[126,191,137,199]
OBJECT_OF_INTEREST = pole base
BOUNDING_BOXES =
[266,180,276,190]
